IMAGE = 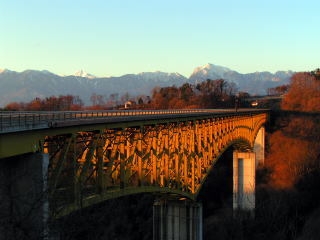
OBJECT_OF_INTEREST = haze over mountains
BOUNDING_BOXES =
[0,64,293,107]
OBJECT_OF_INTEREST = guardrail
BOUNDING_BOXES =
[0,109,266,134]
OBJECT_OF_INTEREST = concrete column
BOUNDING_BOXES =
[254,126,265,166]
[0,153,49,240]
[153,198,202,240]
[233,151,256,211]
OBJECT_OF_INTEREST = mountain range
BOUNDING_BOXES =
[0,64,294,107]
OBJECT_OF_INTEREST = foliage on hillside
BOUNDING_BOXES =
[259,70,320,239]
[281,71,320,112]
[267,71,320,189]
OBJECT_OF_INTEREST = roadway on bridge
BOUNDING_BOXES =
[0,109,264,134]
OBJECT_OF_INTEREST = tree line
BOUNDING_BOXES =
[4,95,84,111]
[150,79,238,109]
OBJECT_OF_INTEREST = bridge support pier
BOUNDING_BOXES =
[0,153,49,240]
[254,126,265,166]
[233,151,256,213]
[153,198,203,240]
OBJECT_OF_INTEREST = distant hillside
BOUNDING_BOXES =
[0,64,293,107]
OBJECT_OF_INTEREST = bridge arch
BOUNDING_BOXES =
[194,136,252,199]
[42,112,267,218]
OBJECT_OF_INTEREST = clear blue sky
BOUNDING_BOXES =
[0,0,319,77]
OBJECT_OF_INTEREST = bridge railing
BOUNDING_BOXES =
[0,109,212,133]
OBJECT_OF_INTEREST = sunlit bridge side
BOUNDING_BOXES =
[33,110,268,218]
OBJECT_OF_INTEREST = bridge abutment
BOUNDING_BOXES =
[0,153,49,239]
[153,198,203,240]
[233,151,256,212]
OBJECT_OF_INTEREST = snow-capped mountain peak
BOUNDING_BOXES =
[191,63,232,78]
[189,63,233,82]
[73,70,96,79]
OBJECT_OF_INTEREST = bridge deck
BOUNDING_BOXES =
[0,109,268,159]
[0,109,266,134]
